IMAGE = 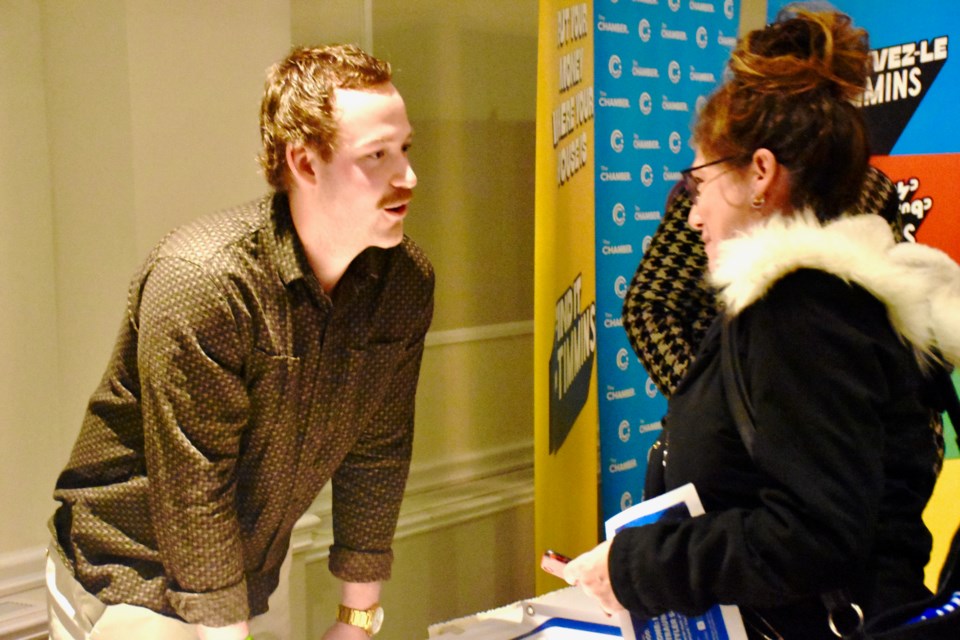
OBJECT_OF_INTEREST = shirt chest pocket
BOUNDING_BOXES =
[246,351,302,446]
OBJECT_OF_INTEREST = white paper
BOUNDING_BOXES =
[604,483,748,640]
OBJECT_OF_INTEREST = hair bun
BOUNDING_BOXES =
[729,6,869,103]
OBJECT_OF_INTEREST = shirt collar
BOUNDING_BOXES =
[266,192,308,286]
[266,192,389,290]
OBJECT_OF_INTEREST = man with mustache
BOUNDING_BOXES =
[47,44,434,640]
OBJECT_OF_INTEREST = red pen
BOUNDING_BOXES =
[540,549,572,579]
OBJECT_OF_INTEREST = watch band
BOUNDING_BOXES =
[337,603,384,636]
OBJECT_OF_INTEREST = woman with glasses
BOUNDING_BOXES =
[562,5,960,639]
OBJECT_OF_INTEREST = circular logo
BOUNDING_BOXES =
[618,420,631,443]
[612,203,626,226]
[696,26,708,49]
[725,0,735,20]
[609,55,622,79]
[645,377,659,398]
[611,130,624,153]
[616,348,630,371]
[642,235,653,253]
[669,131,682,154]
[614,275,628,299]
[640,164,654,187]
[639,19,651,42]
[639,92,653,115]
[621,491,634,511]
[668,60,681,84]
[669,0,681,12]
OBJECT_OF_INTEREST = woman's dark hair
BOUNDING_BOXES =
[693,3,871,220]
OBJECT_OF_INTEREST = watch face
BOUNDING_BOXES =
[371,606,384,634]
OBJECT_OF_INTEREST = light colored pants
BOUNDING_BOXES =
[46,545,291,640]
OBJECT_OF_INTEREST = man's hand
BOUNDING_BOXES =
[563,539,626,615]
[321,621,371,639]
[197,621,250,640]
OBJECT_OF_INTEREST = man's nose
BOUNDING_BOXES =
[394,160,417,189]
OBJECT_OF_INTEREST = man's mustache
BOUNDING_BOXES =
[378,189,413,209]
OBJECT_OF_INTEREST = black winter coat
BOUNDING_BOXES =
[610,213,952,639]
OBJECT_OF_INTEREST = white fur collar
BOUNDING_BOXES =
[710,212,960,368]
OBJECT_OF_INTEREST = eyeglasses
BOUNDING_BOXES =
[679,156,737,205]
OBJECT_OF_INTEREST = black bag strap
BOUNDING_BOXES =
[719,316,756,458]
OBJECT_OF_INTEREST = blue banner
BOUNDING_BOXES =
[593,0,739,520]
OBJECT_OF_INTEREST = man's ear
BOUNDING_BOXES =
[285,144,318,188]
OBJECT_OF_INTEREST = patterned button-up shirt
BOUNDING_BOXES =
[50,193,434,625]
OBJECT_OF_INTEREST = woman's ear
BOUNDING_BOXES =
[751,148,778,193]
[750,148,789,212]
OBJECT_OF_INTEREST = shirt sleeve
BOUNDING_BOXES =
[610,271,896,616]
[328,288,434,582]
[137,256,252,625]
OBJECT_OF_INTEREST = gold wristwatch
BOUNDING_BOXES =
[337,603,384,636]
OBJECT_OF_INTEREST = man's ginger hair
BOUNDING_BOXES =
[258,44,392,192]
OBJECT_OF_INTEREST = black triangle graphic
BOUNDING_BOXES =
[549,338,595,454]
[860,52,947,155]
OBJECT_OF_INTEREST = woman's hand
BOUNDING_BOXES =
[563,539,626,615]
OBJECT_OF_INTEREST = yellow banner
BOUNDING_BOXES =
[923,373,960,589]
[534,0,598,594]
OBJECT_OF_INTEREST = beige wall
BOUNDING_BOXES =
[741,0,768,32]
[373,1,537,331]
[0,0,62,554]
[1,0,537,637]
[0,0,289,555]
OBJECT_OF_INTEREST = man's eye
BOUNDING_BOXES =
[369,150,385,160]
[402,143,413,154]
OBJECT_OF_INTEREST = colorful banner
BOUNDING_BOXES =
[767,0,959,263]
[593,0,739,521]
[534,0,600,594]
[769,0,960,590]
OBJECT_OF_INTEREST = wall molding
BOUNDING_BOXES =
[0,546,47,639]
[293,441,534,564]
[405,440,533,496]
[0,548,45,600]
[424,320,533,348]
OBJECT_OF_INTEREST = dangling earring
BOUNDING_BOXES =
[751,193,765,209]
